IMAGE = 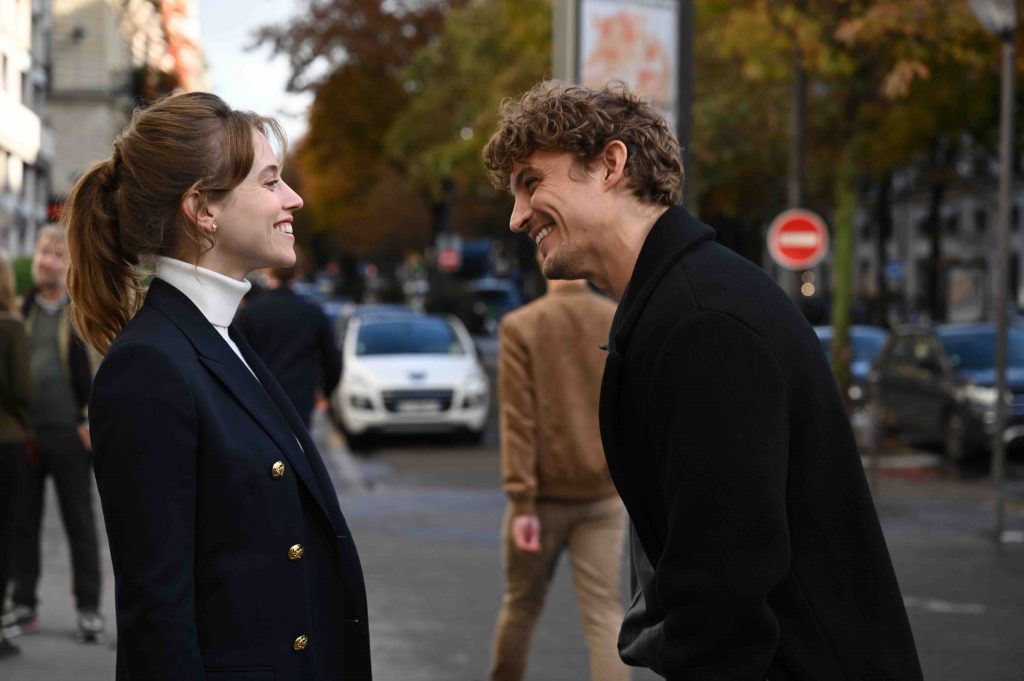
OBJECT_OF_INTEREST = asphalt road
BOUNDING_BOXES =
[5,407,1024,680]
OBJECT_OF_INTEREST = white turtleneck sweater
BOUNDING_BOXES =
[154,256,257,378]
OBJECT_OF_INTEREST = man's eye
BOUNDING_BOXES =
[525,178,538,190]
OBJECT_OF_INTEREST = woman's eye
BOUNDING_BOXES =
[266,180,280,189]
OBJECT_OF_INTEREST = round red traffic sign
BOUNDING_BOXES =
[437,248,461,273]
[767,209,830,270]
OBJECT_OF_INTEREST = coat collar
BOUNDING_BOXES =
[609,206,714,352]
[143,278,228,362]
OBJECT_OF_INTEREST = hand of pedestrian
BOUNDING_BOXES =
[512,515,541,553]
[77,423,92,453]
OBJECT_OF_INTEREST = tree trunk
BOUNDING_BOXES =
[874,173,893,327]
[831,152,857,408]
[431,177,456,239]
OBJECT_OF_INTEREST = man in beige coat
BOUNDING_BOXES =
[489,266,627,681]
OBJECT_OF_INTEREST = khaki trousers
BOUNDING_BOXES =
[489,496,629,681]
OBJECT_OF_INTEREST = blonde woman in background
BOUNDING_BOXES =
[0,251,30,658]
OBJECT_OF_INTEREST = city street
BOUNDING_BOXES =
[4,409,1024,680]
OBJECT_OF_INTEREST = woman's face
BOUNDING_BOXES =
[201,129,303,280]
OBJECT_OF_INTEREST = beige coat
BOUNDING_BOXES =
[498,283,617,515]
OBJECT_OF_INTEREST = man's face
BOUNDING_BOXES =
[509,151,606,281]
[32,235,67,290]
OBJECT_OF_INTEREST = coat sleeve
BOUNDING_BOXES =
[89,342,205,680]
[648,311,790,680]
[498,319,539,516]
[1,322,32,433]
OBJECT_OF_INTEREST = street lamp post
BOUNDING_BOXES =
[968,0,1017,543]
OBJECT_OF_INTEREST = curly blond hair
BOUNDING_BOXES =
[483,81,683,207]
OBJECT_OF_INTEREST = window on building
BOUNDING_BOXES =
[1,54,7,93]
[974,209,987,235]
[945,214,958,235]
[10,69,21,104]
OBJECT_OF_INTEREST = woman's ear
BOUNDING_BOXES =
[181,191,217,235]
[601,140,628,188]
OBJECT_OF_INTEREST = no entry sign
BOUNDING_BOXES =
[767,209,830,270]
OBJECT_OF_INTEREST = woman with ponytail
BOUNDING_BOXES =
[65,92,371,681]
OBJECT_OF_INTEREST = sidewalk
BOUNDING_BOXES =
[3,475,117,681]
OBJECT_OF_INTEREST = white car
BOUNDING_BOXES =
[331,311,490,449]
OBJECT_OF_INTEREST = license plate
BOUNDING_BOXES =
[397,399,442,413]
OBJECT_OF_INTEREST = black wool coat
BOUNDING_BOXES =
[236,287,341,426]
[90,279,371,681]
[600,207,922,681]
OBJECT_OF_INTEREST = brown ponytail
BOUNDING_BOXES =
[64,92,286,354]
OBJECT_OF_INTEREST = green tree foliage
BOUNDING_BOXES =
[255,0,461,258]
[385,0,551,207]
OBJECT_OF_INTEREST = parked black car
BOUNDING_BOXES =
[868,324,1024,462]
[814,325,889,408]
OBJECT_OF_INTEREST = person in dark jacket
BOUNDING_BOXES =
[483,81,923,681]
[237,265,341,427]
[3,226,104,643]
[64,92,371,680]
[0,250,30,657]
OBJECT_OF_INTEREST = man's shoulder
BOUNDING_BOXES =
[629,241,800,340]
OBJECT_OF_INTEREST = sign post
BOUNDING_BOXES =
[767,208,830,271]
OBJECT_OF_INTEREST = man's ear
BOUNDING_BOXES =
[181,191,216,234]
[600,140,628,188]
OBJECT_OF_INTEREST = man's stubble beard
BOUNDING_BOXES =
[541,244,587,281]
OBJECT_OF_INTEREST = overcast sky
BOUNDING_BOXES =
[198,0,311,144]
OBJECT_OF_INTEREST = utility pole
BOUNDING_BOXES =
[678,0,694,210]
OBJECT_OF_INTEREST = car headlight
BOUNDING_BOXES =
[961,384,998,407]
[345,372,375,409]
[462,373,488,408]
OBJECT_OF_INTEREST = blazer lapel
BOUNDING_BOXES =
[144,280,334,532]
[230,326,349,536]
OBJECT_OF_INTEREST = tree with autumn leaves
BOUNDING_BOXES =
[260,0,1018,378]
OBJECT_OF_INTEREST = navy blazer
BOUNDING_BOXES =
[600,207,921,680]
[90,279,371,681]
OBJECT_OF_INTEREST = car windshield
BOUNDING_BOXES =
[938,328,1024,370]
[356,318,466,356]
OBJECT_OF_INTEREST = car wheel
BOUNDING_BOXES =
[944,411,970,464]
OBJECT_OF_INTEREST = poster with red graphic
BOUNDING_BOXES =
[578,0,678,128]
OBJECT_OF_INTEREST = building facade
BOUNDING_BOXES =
[47,0,204,199]
[0,0,54,257]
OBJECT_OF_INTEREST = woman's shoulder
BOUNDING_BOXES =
[102,307,197,375]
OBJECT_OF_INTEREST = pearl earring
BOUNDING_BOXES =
[211,222,218,233]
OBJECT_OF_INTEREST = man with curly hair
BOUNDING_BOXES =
[483,81,922,681]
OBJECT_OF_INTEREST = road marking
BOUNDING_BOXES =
[903,596,986,615]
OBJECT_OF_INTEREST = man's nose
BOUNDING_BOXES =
[509,194,531,234]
